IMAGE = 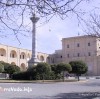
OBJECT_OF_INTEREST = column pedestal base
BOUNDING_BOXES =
[28,58,40,68]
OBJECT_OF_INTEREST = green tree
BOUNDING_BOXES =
[69,60,88,81]
[51,64,57,74]
[56,63,72,81]
[14,65,21,73]
[0,61,12,73]
[0,63,4,73]
[0,61,21,78]
[6,65,20,78]
[27,66,37,80]
[36,62,51,80]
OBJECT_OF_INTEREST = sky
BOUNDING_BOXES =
[0,0,100,54]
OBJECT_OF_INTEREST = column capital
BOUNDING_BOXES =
[30,14,39,23]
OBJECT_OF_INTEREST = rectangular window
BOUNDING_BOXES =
[77,43,80,47]
[67,54,69,58]
[23,55,24,59]
[77,53,80,57]
[88,52,91,56]
[88,43,90,46]
[67,44,69,48]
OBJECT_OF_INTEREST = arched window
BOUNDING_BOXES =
[20,52,26,59]
[46,57,50,63]
[0,48,6,57]
[10,50,17,58]
[20,63,26,71]
[40,55,44,62]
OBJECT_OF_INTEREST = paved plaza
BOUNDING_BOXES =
[0,79,100,99]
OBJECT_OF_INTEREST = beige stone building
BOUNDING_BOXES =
[52,35,100,76]
[0,44,49,71]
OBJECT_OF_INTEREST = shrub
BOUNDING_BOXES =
[12,71,30,80]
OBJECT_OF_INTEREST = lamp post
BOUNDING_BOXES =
[28,14,39,68]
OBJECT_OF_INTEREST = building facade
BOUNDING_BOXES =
[0,44,49,71]
[52,35,100,76]
[0,35,100,76]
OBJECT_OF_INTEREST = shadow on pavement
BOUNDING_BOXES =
[53,92,100,99]
[10,92,100,99]
[83,83,100,87]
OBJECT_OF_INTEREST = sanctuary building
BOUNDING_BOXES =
[52,35,100,76]
[0,35,100,76]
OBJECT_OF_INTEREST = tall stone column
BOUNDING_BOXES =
[28,14,39,68]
